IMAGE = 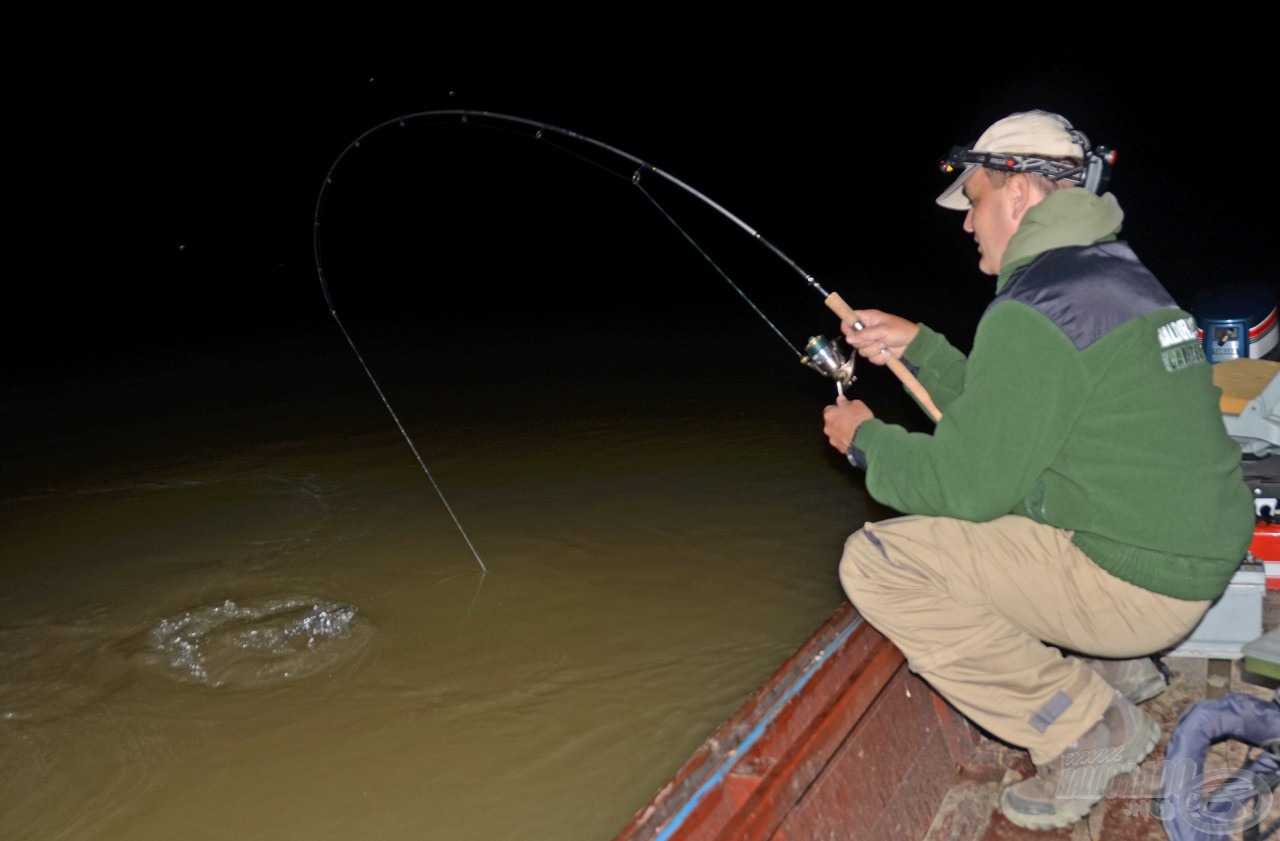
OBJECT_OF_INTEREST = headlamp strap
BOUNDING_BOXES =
[938,144,1116,194]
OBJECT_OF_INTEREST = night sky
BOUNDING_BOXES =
[11,52,1277,402]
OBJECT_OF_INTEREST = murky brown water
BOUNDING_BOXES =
[1,326,905,841]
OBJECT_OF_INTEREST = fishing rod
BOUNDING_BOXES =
[313,110,943,568]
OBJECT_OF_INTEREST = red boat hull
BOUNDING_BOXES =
[612,602,987,841]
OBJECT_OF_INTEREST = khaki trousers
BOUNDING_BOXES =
[838,514,1211,764]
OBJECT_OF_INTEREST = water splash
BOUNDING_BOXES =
[144,597,369,688]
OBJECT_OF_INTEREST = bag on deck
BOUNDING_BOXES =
[1158,689,1280,841]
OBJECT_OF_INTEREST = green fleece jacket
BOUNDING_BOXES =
[851,189,1254,600]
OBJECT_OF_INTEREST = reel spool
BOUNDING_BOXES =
[802,335,857,396]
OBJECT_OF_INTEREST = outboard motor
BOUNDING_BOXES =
[1195,282,1280,364]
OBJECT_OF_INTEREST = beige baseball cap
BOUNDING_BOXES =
[936,110,1087,210]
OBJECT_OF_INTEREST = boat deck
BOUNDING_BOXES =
[614,586,1279,841]
[928,588,1280,841]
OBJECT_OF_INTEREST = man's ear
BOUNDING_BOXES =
[1010,173,1042,220]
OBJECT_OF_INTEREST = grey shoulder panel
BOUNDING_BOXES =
[992,242,1178,350]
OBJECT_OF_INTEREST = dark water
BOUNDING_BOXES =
[1,310,916,841]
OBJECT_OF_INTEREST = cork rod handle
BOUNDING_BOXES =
[824,292,943,423]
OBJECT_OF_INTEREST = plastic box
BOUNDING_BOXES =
[1168,562,1266,659]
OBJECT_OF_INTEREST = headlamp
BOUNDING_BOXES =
[938,143,1117,195]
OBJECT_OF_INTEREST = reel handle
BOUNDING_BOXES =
[824,292,943,423]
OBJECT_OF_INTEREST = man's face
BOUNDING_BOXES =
[961,168,1022,276]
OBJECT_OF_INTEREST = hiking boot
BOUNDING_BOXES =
[1080,655,1167,704]
[999,690,1160,831]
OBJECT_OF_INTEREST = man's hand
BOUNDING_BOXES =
[843,309,919,365]
[823,395,875,454]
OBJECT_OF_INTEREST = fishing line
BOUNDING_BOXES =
[630,180,800,357]
[322,316,487,575]
[313,109,942,571]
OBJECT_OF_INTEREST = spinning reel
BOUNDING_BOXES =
[801,334,857,397]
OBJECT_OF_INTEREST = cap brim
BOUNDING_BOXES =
[936,165,976,210]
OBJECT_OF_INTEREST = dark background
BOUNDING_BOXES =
[10,49,1276,422]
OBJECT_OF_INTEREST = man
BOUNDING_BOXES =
[821,110,1254,831]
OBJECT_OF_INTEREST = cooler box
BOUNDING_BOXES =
[1168,562,1266,659]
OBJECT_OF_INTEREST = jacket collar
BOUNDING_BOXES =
[996,189,1125,292]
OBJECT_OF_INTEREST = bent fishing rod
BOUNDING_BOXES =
[313,110,944,569]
